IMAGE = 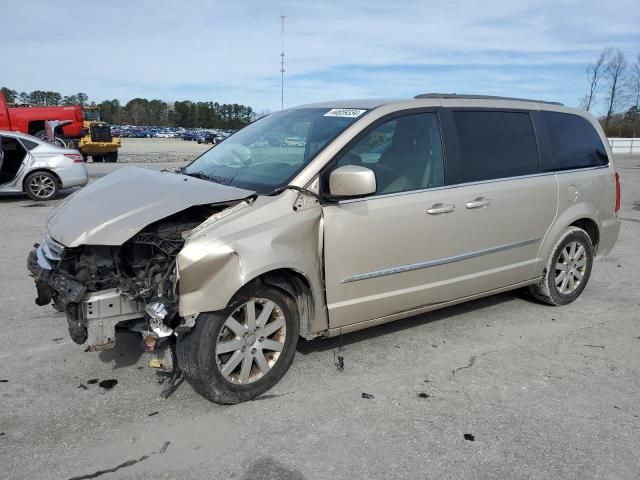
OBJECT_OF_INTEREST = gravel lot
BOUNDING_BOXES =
[0,151,638,480]
[118,138,210,163]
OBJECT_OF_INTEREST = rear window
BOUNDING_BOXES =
[541,111,608,171]
[451,111,539,183]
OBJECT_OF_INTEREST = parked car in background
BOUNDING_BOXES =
[1,130,88,201]
[197,132,221,144]
[25,94,620,404]
[181,131,200,141]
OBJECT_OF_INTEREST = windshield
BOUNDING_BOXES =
[183,108,366,193]
[83,109,101,121]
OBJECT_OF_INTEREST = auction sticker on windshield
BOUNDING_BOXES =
[324,108,367,118]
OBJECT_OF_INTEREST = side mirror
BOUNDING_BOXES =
[329,165,376,198]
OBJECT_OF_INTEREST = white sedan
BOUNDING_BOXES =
[0,130,88,201]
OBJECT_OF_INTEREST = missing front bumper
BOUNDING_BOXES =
[82,288,146,350]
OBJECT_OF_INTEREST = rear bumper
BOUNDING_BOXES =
[57,163,88,189]
[596,215,622,259]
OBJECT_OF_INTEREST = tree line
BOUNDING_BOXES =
[0,87,256,129]
[580,48,640,137]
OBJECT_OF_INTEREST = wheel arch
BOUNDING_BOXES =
[537,202,601,274]
[238,268,317,340]
[569,218,599,251]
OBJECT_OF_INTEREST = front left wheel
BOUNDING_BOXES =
[176,285,299,404]
[24,171,59,201]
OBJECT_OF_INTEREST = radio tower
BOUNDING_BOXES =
[280,15,286,110]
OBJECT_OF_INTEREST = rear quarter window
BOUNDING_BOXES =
[20,138,39,151]
[541,111,609,171]
[450,110,539,183]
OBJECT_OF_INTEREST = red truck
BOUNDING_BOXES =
[0,91,84,139]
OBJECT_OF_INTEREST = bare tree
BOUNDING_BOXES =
[580,47,612,111]
[603,49,627,131]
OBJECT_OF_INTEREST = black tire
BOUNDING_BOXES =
[81,153,88,163]
[104,151,118,163]
[529,227,594,306]
[176,285,299,404]
[92,155,104,163]
[24,171,59,201]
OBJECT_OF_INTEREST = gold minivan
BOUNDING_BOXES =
[28,94,621,403]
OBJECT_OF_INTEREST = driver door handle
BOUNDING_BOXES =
[465,197,491,209]
[426,203,455,215]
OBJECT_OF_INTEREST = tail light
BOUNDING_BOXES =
[615,172,621,213]
[65,153,84,163]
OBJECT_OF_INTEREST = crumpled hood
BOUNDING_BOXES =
[46,166,254,247]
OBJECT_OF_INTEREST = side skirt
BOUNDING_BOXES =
[323,278,541,338]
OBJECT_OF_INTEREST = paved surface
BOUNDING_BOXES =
[0,155,639,480]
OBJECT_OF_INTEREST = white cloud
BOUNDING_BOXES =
[1,0,638,112]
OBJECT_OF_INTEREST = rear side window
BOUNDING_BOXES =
[451,111,539,183]
[540,112,608,171]
[20,139,39,151]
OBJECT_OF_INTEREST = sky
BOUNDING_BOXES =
[2,0,639,114]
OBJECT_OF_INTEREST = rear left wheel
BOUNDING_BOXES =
[176,285,299,404]
[24,171,58,201]
[529,227,594,306]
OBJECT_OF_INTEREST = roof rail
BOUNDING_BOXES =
[414,93,564,106]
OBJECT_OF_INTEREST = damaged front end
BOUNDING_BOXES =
[27,203,235,367]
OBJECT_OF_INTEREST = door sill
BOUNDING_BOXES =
[324,278,540,337]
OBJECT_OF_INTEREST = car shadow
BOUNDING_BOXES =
[296,289,532,355]
[0,187,79,203]
[98,328,144,368]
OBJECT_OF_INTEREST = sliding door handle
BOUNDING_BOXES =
[426,203,455,215]
[465,197,491,209]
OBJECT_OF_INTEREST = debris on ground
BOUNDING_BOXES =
[148,411,159,417]
[463,434,475,441]
[87,379,98,384]
[0,380,8,383]
[361,392,375,399]
[584,344,606,349]
[98,379,118,390]
[77,384,87,390]
[52,338,64,342]
[417,392,430,399]
[159,441,170,454]
[333,351,344,372]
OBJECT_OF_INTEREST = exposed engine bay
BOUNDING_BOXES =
[27,202,238,383]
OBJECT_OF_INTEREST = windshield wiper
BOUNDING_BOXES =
[184,170,227,184]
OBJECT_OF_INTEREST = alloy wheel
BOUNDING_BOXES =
[554,240,587,294]
[215,298,287,384]
[28,174,56,200]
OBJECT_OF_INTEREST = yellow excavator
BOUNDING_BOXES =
[78,107,121,162]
